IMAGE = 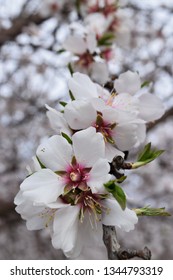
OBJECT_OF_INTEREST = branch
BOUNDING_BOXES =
[0,199,15,217]
[0,14,49,46]
[102,225,151,260]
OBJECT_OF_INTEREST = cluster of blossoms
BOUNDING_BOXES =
[60,0,131,83]
[39,0,74,18]
[15,70,165,258]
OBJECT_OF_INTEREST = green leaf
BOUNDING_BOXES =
[133,206,171,217]
[59,101,67,107]
[104,181,126,210]
[61,132,72,144]
[36,156,46,169]
[115,175,127,183]
[57,48,65,54]
[69,90,75,101]
[68,63,74,75]
[98,32,115,46]
[132,143,164,169]
[141,81,151,88]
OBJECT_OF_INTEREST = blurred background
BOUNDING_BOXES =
[0,0,173,259]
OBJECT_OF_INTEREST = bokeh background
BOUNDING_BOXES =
[0,0,173,259]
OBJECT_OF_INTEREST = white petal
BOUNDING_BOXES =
[91,97,107,111]
[15,198,48,230]
[102,198,138,232]
[88,158,111,193]
[52,205,80,257]
[14,190,25,205]
[135,123,146,144]
[36,135,72,171]
[64,100,96,130]
[113,123,137,151]
[68,72,98,100]
[26,156,42,175]
[105,143,124,161]
[26,214,48,230]
[21,169,64,204]
[46,104,72,136]
[112,93,139,114]
[138,94,165,122]
[62,35,87,54]
[72,127,105,167]
[90,62,109,84]
[73,213,107,259]
[96,84,110,101]
[86,32,97,53]
[102,107,136,125]
[114,71,141,95]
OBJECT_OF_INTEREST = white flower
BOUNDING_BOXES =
[114,71,165,122]
[68,72,111,101]
[64,99,144,158]
[63,31,109,83]
[14,128,137,258]
[63,32,97,55]
[39,0,63,17]
[85,13,113,37]
[67,72,164,146]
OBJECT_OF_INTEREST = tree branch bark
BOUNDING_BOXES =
[0,14,49,46]
[102,225,151,260]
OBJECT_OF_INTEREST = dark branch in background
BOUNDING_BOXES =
[102,225,151,260]
[0,199,15,217]
[0,14,50,46]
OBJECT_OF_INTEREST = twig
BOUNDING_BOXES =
[102,225,151,260]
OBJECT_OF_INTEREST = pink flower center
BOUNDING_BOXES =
[88,1,117,17]
[78,52,94,68]
[50,3,59,13]
[93,113,116,144]
[69,170,82,182]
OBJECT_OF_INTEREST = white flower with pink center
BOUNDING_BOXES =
[66,72,165,144]
[62,30,109,83]
[14,127,138,258]
[114,70,165,122]
[63,99,144,159]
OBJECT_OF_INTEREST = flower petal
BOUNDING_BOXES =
[36,135,72,171]
[86,32,97,53]
[102,198,138,232]
[90,62,109,84]
[21,169,64,204]
[135,123,146,144]
[52,205,80,257]
[113,123,137,151]
[105,143,124,161]
[88,158,111,193]
[46,104,72,136]
[112,93,139,114]
[138,93,165,122]
[64,100,96,130]
[114,71,141,95]
[63,35,87,54]
[68,72,98,99]
[72,127,105,167]
[15,195,48,230]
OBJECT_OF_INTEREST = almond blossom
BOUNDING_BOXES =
[14,127,137,258]
[46,71,164,157]
[62,27,109,83]
[67,71,165,124]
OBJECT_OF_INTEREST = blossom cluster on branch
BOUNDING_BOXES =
[14,0,169,259]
